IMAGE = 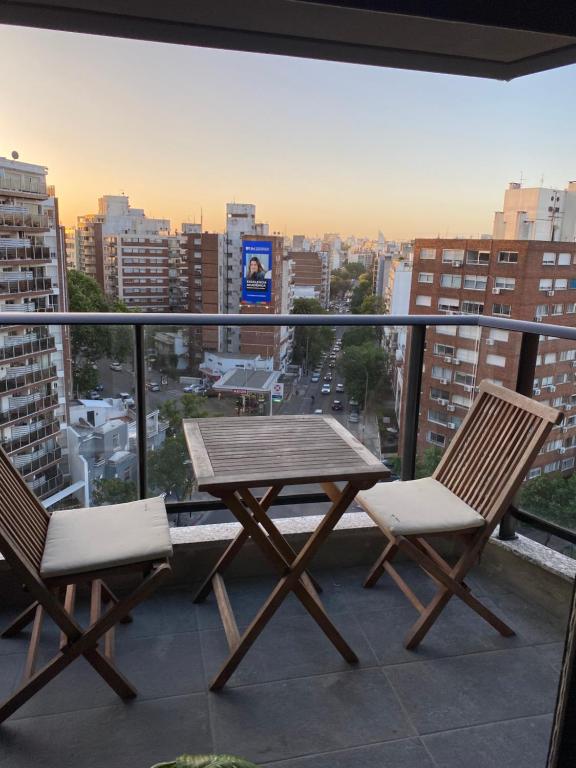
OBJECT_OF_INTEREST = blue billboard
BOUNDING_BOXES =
[242,240,272,304]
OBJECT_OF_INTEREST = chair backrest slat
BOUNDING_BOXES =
[434,381,561,528]
[0,446,50,573]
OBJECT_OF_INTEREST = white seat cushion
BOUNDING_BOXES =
[356,477,485,536]
[41,496,173,578]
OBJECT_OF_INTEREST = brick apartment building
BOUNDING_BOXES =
[406,238,576,479]
[289,250,330,308]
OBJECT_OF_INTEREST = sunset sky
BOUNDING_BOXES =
[3,24,576,240]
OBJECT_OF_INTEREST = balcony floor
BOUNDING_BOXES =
[0,562,566,768]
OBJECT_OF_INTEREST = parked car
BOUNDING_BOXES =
[147,382,161,392]
[311,374,320,383]
[313,408,323,415]
[89,390,102,400]
[109,361,122,371]
[323,373,332,382]
[348,411,360,423]
[331,400,343,411]
[93,383,104,392]
[321,384,331,395]
[336,383,344,393]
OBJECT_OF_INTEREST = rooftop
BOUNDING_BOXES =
[0,548,567,767]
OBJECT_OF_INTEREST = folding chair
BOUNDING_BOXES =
[357,381,562,650]
[0,446,173,723]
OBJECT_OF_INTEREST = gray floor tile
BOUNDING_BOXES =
[120,589,199,639]
[384,646,558,734]
[200,612,377,688]
[422,714,553,768]
[14,630,205,719]
[535,641,565,674]
[0,693,211,768]
[195,574,348,631]
[0,653,25,701]
[211,669,414,764]
[356,597,527,666]
[488,593,568,645]
[261,737,435,767]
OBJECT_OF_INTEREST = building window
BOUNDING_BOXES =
[463,275,487,290]
[559,350,576,361]
[558,253,572,266]
[433,343,455,357]
[562,457,575,471]
[494,277,516,290]
[498,251,518,263]
[526,467,542,480]
[488,329,509,342]
[418,272,434,283]
[567,303,576,314]
[569,279,576,290]
[555,279,568,290]
[544,352,558,364]
[535,304,549,317]
[466,250,490,265]
[459,326,481,340]
[542,252,557,266]
[456,348,479,364]
[492,303,511,316]
[431,365,451,382]
[442,249,465,264]
[486,353,507,367]
[415,295,432,306]
[454,372,475,387]
[440,273,462,288]
[420,248,436,260]
[427,431,446,447]
[452,393,472,408]
[539,278,554,292]
[436,325,457,336]
[461,300,484,314]
[438,297,459,312]
[551,304,563,316]
[544,461,561,474]
[430,387,450,401]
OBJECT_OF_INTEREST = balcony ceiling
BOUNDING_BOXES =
[2,1,576,80]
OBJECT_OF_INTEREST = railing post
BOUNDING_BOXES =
[134,324,147,500]
[401,325,426,481]
[499,330,540,540]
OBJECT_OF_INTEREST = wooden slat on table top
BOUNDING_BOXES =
[182,415,388,491]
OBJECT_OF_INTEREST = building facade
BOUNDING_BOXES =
[289,250,330,308]
[0,156,72,503]
[493,181,576,242]
[407,238,576,477]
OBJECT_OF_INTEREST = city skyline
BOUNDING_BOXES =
[3,24,576,238]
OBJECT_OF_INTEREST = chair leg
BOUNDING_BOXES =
[364,541,397,588]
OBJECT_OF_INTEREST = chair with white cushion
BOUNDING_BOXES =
[357,381,561,650]
[0,445,173,723]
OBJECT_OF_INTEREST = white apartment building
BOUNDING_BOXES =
[493,181,576,242]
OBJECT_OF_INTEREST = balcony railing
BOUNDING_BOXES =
[0,277,52,296]
[0,334,56,362]
[0,365,57,394]
[1,419,59,453]
[0,212,50,230]
[0,393,59,426]
[17,446,62,477]
[0,176,47,197]
[0,245,51,263]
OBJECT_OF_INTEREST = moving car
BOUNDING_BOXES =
[321,384,331,395]
[109,361,122,371]
[348,411,360,423]
[331,400,343,411]
[313,408,323,415]
[311,374,320,383]
[336,383,344,393]
[89,390,102,400]
[323,373,332,382]
[147,382,161,392]
[118,392,135,407]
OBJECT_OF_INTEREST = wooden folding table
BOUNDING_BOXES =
[183,414,389,689]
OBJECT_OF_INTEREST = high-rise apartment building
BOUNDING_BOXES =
[407,238,576,477]
[493,181,576,242]
[0,156,71,502]
[289,250,330,308]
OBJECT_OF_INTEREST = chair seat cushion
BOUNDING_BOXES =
[40,496,173,578]
[356,477,486,536]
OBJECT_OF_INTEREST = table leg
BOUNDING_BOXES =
[193,485,282,603]
[210,482,359,690]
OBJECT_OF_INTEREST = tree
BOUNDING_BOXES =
[92,478,137,506]
[518,474,576,530]
[341,327,377,349]
[350,278,372,314]
[338,342,387,407]
[74,363,99,396]
[382,446,443,480]
[159,394,208,435]
[147,435,193,500]
[290,298,333,372]
[358,294,387,316]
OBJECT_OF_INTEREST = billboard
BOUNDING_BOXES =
[242,240,272,304]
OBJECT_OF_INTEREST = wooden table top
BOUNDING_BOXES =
[183,415,389,492]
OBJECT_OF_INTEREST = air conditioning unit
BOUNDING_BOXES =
[447,404,456,412]
[548,385,557,392]
[565,404,573,411]
[463,385,473,392]
[562,426,569,433]
[453,359,460,365]
[452,261,463,267]
[548,290,555,297]
[485,338,495,346]
[492,288,501,295]
[558,447,567,455]
[447,422,457,430]
[533,388,541,395]
[534,316,543,322]
[444,356,452,363]
[439,378,449,385]
[572,361,576,368]
[438,399,449,406]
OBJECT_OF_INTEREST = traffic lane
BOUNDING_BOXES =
[93,359,182,409]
